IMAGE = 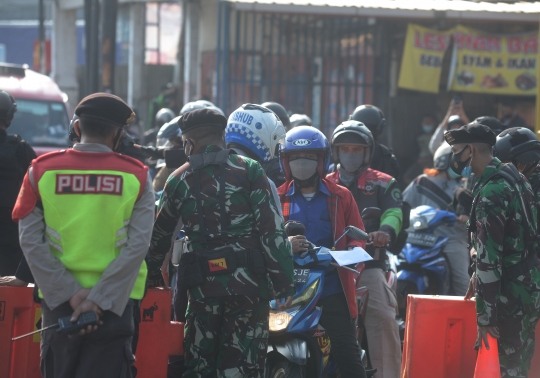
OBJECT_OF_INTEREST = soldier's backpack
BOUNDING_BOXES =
[468,163,540,278]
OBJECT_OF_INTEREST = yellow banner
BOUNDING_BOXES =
[449,25,537,95]
[398,24,453,93]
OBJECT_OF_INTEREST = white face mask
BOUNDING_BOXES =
[289,158,318,180]
[340,152,364,173]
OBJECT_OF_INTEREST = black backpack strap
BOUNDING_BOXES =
[190,149,232,248]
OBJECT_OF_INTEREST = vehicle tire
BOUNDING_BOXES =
[397,281,418,319]
[268,359,306,378]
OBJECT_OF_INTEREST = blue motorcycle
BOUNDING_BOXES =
[266,223,374,378]
[396,205,456,318]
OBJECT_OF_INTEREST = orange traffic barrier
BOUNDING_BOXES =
[401,295,479,378]
[0,286,183,378]
[0,286,41,378]
[474,334,500,378]
[401,295,540,378]
[135,287,184,377]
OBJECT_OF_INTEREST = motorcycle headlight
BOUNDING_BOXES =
[291,278,320,307]
[269,311,292,332]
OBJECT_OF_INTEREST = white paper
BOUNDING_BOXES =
[329,247,373,266]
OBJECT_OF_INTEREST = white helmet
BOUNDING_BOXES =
[225,104,285,162]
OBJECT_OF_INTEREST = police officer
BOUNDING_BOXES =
[327,121,402,378]
[0,90,36,285]
[445,123,540,377]
[349,105,400,178]
[147,108,295,377]
[13,93,155,377]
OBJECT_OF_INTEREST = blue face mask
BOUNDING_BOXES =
[461,165,473,179]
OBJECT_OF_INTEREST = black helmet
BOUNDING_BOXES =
[290,114,312,128]
[331,120,375,168]
[261,102,291,130]
[474,116,506,136]
[68,114,80,143]
[349,105,385,138]
[494,127,540,165]
[0,90,17,124]
[155,108,175,127]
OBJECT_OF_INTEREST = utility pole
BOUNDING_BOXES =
[84,0,100,94]
[101,0,118,93]
[38,0,46,74]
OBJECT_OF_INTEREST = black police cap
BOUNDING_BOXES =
[444,122,496,147]
[75,93,135,127]
[178,108,227,134]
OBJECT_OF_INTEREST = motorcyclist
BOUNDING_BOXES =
[225,103,285,217]
[349,105,400,178]
[151,121,186,191]
[277,125,367,378]
[290,114,312,128]
[142,108,175,146]
[179,100,225,117]
[326,120,402,378]
[494,127,540,214]
[0,90,36,286]
[403,143,469,295]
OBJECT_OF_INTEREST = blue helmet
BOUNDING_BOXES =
[225,104,285,163]
[280,126,331,181]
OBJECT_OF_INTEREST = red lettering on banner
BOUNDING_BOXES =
[414,31,450,51]
[56,174,123,195]
[454,33,501,52]
[508,37,538,54]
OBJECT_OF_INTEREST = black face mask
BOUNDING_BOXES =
[450,145,472,176]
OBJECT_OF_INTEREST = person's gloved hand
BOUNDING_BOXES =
[134,144,165,160]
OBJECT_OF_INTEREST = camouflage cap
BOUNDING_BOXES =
[444,122,496,146]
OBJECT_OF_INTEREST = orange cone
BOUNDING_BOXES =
[474,334,501,378]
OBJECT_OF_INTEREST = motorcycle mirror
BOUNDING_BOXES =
[361,207,382,220]
[344,226,370,241]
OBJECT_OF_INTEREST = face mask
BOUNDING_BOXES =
[340,152,364,173]
[447,167,461,179]
[289,158,318,181]
[422,125,434,133]
[450,145,472,178]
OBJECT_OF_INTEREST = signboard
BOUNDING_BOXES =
[449,26,537,95]
[398,24,538,96]
[398,24,453,94]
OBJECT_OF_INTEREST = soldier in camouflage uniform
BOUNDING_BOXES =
[445,123,540,378]
[494,127,540,222]
[147,108,295,378]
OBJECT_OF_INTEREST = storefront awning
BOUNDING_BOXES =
[224,0,540,22]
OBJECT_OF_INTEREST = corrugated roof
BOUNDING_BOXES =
[225,0,540,21]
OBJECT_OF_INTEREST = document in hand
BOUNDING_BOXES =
[329,247,373,266]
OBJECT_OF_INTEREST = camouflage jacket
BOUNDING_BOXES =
[472,158,539,326]
[527,164,540,223]
[148,145,295,300]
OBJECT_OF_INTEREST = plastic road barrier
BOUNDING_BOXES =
[0,286,183,378]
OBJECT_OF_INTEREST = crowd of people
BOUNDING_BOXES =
[1,87,540,378]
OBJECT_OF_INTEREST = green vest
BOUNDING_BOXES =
[37,168,147,299]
